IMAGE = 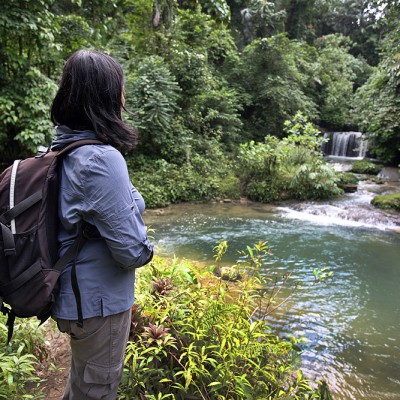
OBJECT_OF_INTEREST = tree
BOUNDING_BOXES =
[353,3,400,164]
[282,0,319,40]
[125,55,185,161]
[0,0,59,163]
[239,0,286,43]
[314,34,372,129]
[318,0,384,65]
[232,34,318,139]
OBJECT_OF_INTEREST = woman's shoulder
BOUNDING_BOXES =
[72,143,124,164]
[64,143,128,182]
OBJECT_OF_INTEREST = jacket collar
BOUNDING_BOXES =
[51,125,98,150]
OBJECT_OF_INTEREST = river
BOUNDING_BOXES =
[144,179,400,400]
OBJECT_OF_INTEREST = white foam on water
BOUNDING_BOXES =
[277,205,397,231]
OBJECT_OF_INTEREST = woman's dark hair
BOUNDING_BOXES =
[51,49,137,150]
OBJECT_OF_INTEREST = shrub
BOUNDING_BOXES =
[350,159,383,175]
[336,172,359,192]
[337,172,359,186]
[237,114,342,202]
[120,242,328,399]
[128,143,240,208]
[0,315,47,399]
[245,178,286,203]
[288,163,343,200]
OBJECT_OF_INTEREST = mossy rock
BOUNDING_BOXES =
[338,172,359,185]
[340,184,358,193]
[371,194,400,211]
[351,159,383,175]
[214,265,242,282]
[337,172,359,192]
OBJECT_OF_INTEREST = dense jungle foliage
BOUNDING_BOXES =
[1,0,399,207]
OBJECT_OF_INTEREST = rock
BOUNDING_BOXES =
[351,159,383,175]
[153,209,165,215]
[371,194,400,211]
[378,167,400,182]
[341,184,358,193]
[219,266,242,282]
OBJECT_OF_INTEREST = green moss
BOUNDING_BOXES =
[338,172,359,185]
[371,194,400,211]
[351,159,383,175]
[337,172,359,192]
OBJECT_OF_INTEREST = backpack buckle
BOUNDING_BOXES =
[0,299,9,315]
[1,223,16,256]
[35,145,50,158]
[4,248,16,256]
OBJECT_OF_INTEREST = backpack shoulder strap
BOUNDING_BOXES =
[53,140,103,328]
[53,223,87,273]
[55,139,104,157]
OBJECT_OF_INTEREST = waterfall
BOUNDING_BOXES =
[322,132,368,158]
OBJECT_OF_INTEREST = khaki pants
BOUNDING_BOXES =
[57,309,132,400]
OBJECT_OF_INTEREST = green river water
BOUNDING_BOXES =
[144,195,400,400]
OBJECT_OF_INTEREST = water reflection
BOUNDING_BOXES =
[144,202,400,400]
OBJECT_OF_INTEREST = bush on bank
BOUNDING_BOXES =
[128,113,343,208]
[119,241,332,400]
[350,159,383,175]
[128,142,240,209]
[336,172,359,193]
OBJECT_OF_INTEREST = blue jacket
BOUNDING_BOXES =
[51,126,153,320]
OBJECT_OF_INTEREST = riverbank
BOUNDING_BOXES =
[146,177,400,234]
[145,162,400,232]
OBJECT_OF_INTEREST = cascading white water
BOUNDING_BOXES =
[322,132,368,158]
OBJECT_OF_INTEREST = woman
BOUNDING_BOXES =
[50,49,153,399]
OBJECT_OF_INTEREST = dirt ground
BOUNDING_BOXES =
[36,323,71,399]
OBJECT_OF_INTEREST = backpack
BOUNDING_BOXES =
[0,139,102,342]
